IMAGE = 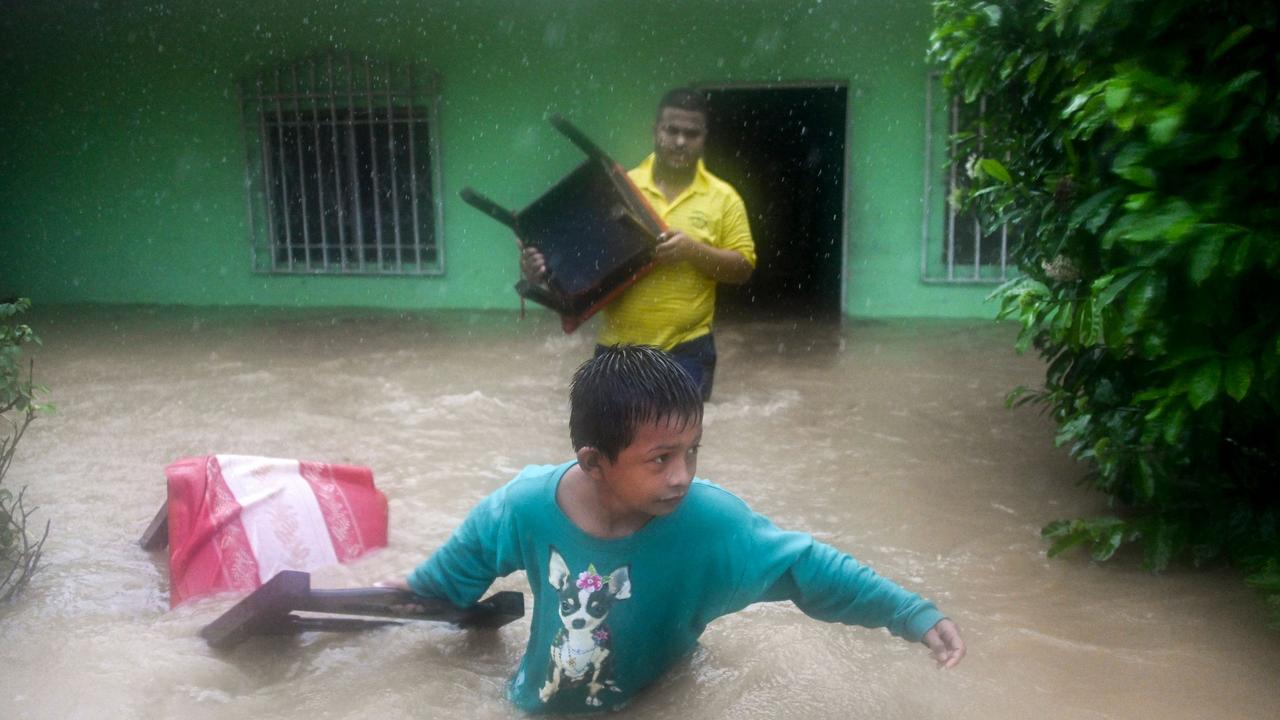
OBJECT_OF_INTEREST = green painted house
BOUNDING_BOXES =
[0,0,1005,319]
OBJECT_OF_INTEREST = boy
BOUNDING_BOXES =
[394,345,964,713]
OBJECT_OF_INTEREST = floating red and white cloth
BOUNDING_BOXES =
[164,454,388,607]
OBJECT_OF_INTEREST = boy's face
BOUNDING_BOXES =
[597,415,701,521]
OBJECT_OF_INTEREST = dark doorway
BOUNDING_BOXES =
[701,85,847,319]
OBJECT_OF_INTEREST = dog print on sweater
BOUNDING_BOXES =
[539,546,632,707]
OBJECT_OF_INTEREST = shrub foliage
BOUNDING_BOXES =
[1,298,49,602]
[931,0,1279,621]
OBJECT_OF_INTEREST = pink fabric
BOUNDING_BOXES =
[164,455,388,607]
[299,461,383,563]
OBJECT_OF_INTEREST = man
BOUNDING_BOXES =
[521,88,755,399]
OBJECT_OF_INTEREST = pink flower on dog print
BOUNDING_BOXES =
[576,566,604,592]
[592,627,610,645]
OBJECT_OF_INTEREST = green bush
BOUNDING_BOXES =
[931,0,1280,622]
[1,298,49,602]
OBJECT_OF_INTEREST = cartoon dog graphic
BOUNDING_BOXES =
[539,546,631,707]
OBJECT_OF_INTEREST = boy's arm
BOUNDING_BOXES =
[759,539,946,642]
[726,509,962,664]
[404,486,523,607]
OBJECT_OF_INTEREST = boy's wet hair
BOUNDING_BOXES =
[570,345,703,460]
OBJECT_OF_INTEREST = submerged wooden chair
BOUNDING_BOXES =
[144,507,523,650]
[200,570,524,650]
[139,456,525,649]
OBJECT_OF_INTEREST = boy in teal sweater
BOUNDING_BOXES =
[392,345,965,713]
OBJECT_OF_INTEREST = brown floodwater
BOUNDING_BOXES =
[1,305,1277,720]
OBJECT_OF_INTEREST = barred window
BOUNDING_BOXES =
[921,73,1012,283]
[239,55,443,275]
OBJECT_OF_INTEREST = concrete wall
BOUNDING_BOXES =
[0,0,997,318]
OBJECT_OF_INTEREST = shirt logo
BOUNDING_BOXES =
[688,211,709,230]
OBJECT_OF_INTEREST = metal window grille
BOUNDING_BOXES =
[921,73,1012,284]
[239,55,443,275]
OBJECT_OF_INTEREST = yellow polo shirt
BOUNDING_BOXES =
[598,154,755,350]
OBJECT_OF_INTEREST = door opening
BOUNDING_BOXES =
[700,84,848,319]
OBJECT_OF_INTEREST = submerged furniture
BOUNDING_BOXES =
[460,115,666,333]
[139,501,169,552]
[140,458,522,649]
[201,570,525,650]
[143,454,389,607]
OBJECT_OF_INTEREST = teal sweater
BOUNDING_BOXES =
[408,461,945,713]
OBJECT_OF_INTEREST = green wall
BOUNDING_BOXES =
[0,0,997,319]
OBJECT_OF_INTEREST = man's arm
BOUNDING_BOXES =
[661,185,756,284]
[654,230,754,284]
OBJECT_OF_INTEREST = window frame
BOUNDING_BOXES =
[238,54,445,277]
[921,72,1012,284]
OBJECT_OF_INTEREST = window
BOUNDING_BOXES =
[239,55,443,275]
[921,73,1012,283]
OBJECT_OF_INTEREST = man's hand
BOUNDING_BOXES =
[652,230,754,284]
[653,230,698,264]
[520,246,548,284]
[922,618,966,669]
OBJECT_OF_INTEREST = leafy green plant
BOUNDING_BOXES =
[931,0,1279,623]
[1,298,50,602]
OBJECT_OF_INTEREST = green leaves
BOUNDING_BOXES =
[1187,359,1221,409]
[1105,198,1198,244]
[1043,517,1129,562]
[1188,234,1224,284]
[978,158,1013,184]
[0,299,30,319]
[1104,80,1131,111]
[1093,269,1141,309]
[1140,518,1180,572]
[1070,187,1122,234]
[1,299,43,412]
[1,297,51,602]
[1042,514,1189,571]
[1223,357,1253,402]
[934,0,1280,626]
[1210,25,1253,61]
[1027,53,1048,85]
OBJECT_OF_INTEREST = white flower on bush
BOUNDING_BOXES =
[1041,255,1081,282]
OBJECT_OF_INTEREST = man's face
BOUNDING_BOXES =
[653,107,707,173]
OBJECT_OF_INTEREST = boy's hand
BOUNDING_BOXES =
[375,574,425,615]
[922,618,966,669]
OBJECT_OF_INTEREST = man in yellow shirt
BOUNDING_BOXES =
[521,88,756,399]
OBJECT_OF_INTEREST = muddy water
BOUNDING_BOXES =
[2,305,1277,720]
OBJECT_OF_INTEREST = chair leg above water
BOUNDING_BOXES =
[200,570,525,650]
